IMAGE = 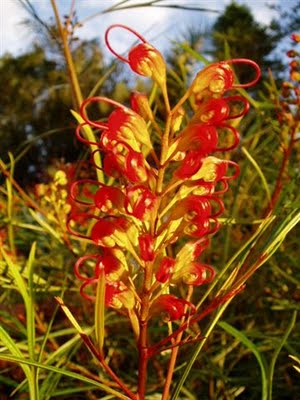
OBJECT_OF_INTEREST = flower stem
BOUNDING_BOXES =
[50,0,83,111]
[161,287,193,400]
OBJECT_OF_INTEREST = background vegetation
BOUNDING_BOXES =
[0,1,299,399]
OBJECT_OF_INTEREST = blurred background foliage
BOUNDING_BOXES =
[0,1,299,399]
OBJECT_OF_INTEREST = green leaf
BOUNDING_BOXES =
[268,311,297,400]
[71,109,104,183]
[219,321,268,400]
[95,268,106,356]
[241,146,271,203]
[26,242,36,362]
[0,353,131,400]
[28,209,63,243]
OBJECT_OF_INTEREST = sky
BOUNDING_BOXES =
[0,0,280,57]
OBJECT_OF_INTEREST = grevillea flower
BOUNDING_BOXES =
[94,186,125,213]
[138,233,155,261]
[149,294,196,322]
[155,257,176,283]
[190,59,260,103]
[70,180,125,213]
[74,251,123,284]
[105,24,166,86]
[130,92,153,121]
[171,262,215,286]
[102,142,149,183]
[125,185,157,220]
[91,217,129,248]
[176,155,240,182]
[70,24,260,342]
[170,195,224,221]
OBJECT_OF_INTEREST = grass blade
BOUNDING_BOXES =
[219,321,268,400]
[0,353,131,400]
[268,311,297,400]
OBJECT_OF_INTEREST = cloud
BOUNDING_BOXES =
[0,0,282,58]
[0,0,33,55]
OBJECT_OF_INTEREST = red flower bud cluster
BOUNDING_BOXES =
[69,25,260,327]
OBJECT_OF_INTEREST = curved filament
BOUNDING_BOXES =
[75,123,103,146]
[222,160,240,181]
[80,96,125,129]
[227,58,261,88]
[216,124,240,152]
[105,24,147,63]
[70,179,102,206]
[74,254,99,281]
[224,95,250,119]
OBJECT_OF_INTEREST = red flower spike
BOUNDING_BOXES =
[225,95,250,120]
[185,238,210,259]
[176,125,219,155]
[150,294,196,322]
[172,262,215,286]
[291,33,300,43]
[80,279,135,309]
[191,59,260,102]
[125,185,156,219]
[125,149,149,183]
[170,195,224,222]
[79,278,99,301]
[66,212,96,240]
[192,98,230,125]
[102,152,123,179]
[189,157,240,182]
[215,124,240,152]
[74,254,99,281]
[74,252,122,284]
[227,59,261,88]
[105,24,166,85]
[105,282,135,310]
[108,108,152,150]
[174,239,210,277]
[94,186,124,213]
[75,123,103,147]
[91,219,116,247]
[138,233,155,261]
[191,62,235,100]
[130,92,153,121]
[91,217,129,247]
[175,151,204,180]
[155,257,176,283]
[103,141,148,183]
[95,251,123,280]
[184,217,220,238]
[70,179,101,206]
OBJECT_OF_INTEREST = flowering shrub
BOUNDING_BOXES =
[66,24,261,398]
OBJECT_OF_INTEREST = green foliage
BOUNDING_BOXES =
[212,2,282,78]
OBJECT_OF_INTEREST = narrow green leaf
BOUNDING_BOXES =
[95,268,106,356]
[180,44,210,65]
[5,153,16,253]
[55,297,84,334]
[0,325,31,378]
[219,321,268,400]
[26,242,36,362]
[28,209,63,243]
[268,311,297,400]
[71,109,104,183]
[171,304,228,400]
[0,248,29,307]
[0,353,131,400]
[241,146,271,203]
[0,325,37,399]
